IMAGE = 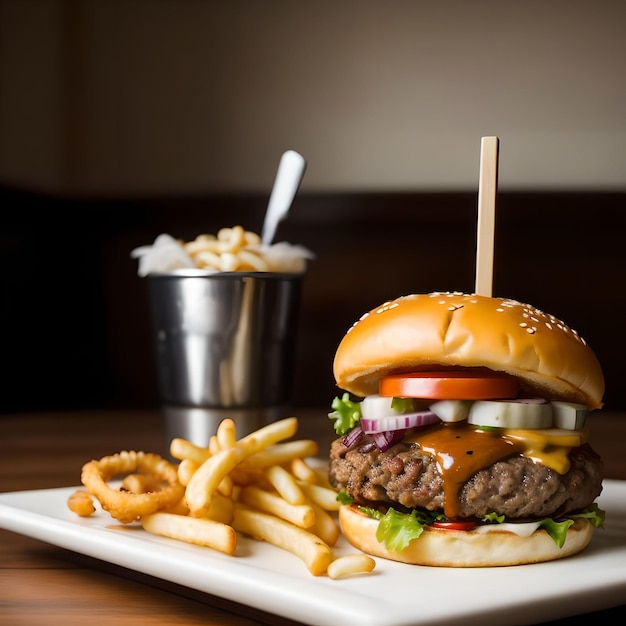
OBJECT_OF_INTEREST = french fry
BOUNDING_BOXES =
[142,512,237,555]
[205,493,234,524]
[237,440,318,471]
[239,485,315,528]
[290,457,320,484]
[229,466,265,487]
[297,480,341,512]
[194,250,222,270]
[120,473,164,494]
[232,505,332,576]
[183,234,217,254]
[264,464,306,505]
[185,417,298,516]
[235,250,269,271]
[183,226,269,272]
[233,416,299,454]
[327,555,376,579]
[70,414,376,580]
[243,230,261,246]
[307,501,340,547]
[67,489,95,517]
[177,458,199,487]
[216,418,237,450]
[162,497,189,516]
[314,472,335,491]
[185,446,239,517]
[170,438,211,465]
[217,474,234,497]
[217,225,245,252]
[209,435,221,455]
[230,483,242,502]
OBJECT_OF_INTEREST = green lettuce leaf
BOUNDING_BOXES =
[540,504,606,548]
[336,489,354,505]
[570,502,606,528]
[539,518,575,548]
[355,503,606,551]
[328,393,361,435]
[358,506,444,552]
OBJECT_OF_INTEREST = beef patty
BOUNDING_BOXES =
[329,435,604,519]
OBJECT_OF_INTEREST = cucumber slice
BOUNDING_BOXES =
[361,394,420,420]
[429,400,472,422]
[468,398,553,429]
[360,395,398,420]
[551,401,588,430]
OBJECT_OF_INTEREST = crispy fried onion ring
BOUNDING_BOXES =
[81,450,184,524]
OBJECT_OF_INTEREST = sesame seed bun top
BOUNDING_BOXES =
[333,292,604,410]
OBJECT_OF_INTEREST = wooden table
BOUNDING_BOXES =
[1,408,625,625]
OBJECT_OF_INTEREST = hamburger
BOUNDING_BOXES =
[328,292,605,567]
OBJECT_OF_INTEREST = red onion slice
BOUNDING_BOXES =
[372,429,406,451]
[342,425,364,448]
[361,410,441,434]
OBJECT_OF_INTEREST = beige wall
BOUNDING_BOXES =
[1,0,625,195]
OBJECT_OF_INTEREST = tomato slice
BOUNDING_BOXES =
[432,520,477,531]
[379,371,519,400]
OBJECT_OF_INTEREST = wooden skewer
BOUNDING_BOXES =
[475,136,500,297]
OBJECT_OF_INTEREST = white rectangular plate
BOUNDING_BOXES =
[1,481,625,626]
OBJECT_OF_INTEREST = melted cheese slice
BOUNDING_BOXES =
[502,427,589,474]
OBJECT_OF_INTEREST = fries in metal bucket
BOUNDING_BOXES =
[182,226,269,272]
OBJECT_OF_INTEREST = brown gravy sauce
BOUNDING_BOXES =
[406,423,525,518]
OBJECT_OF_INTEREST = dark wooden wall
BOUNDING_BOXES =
[1,187,624,413]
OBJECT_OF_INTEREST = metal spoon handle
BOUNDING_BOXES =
[261,150,307,246]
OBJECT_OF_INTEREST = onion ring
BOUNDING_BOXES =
[80,450,184,524]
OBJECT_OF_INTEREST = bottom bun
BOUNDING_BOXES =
[338,505,594,568]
